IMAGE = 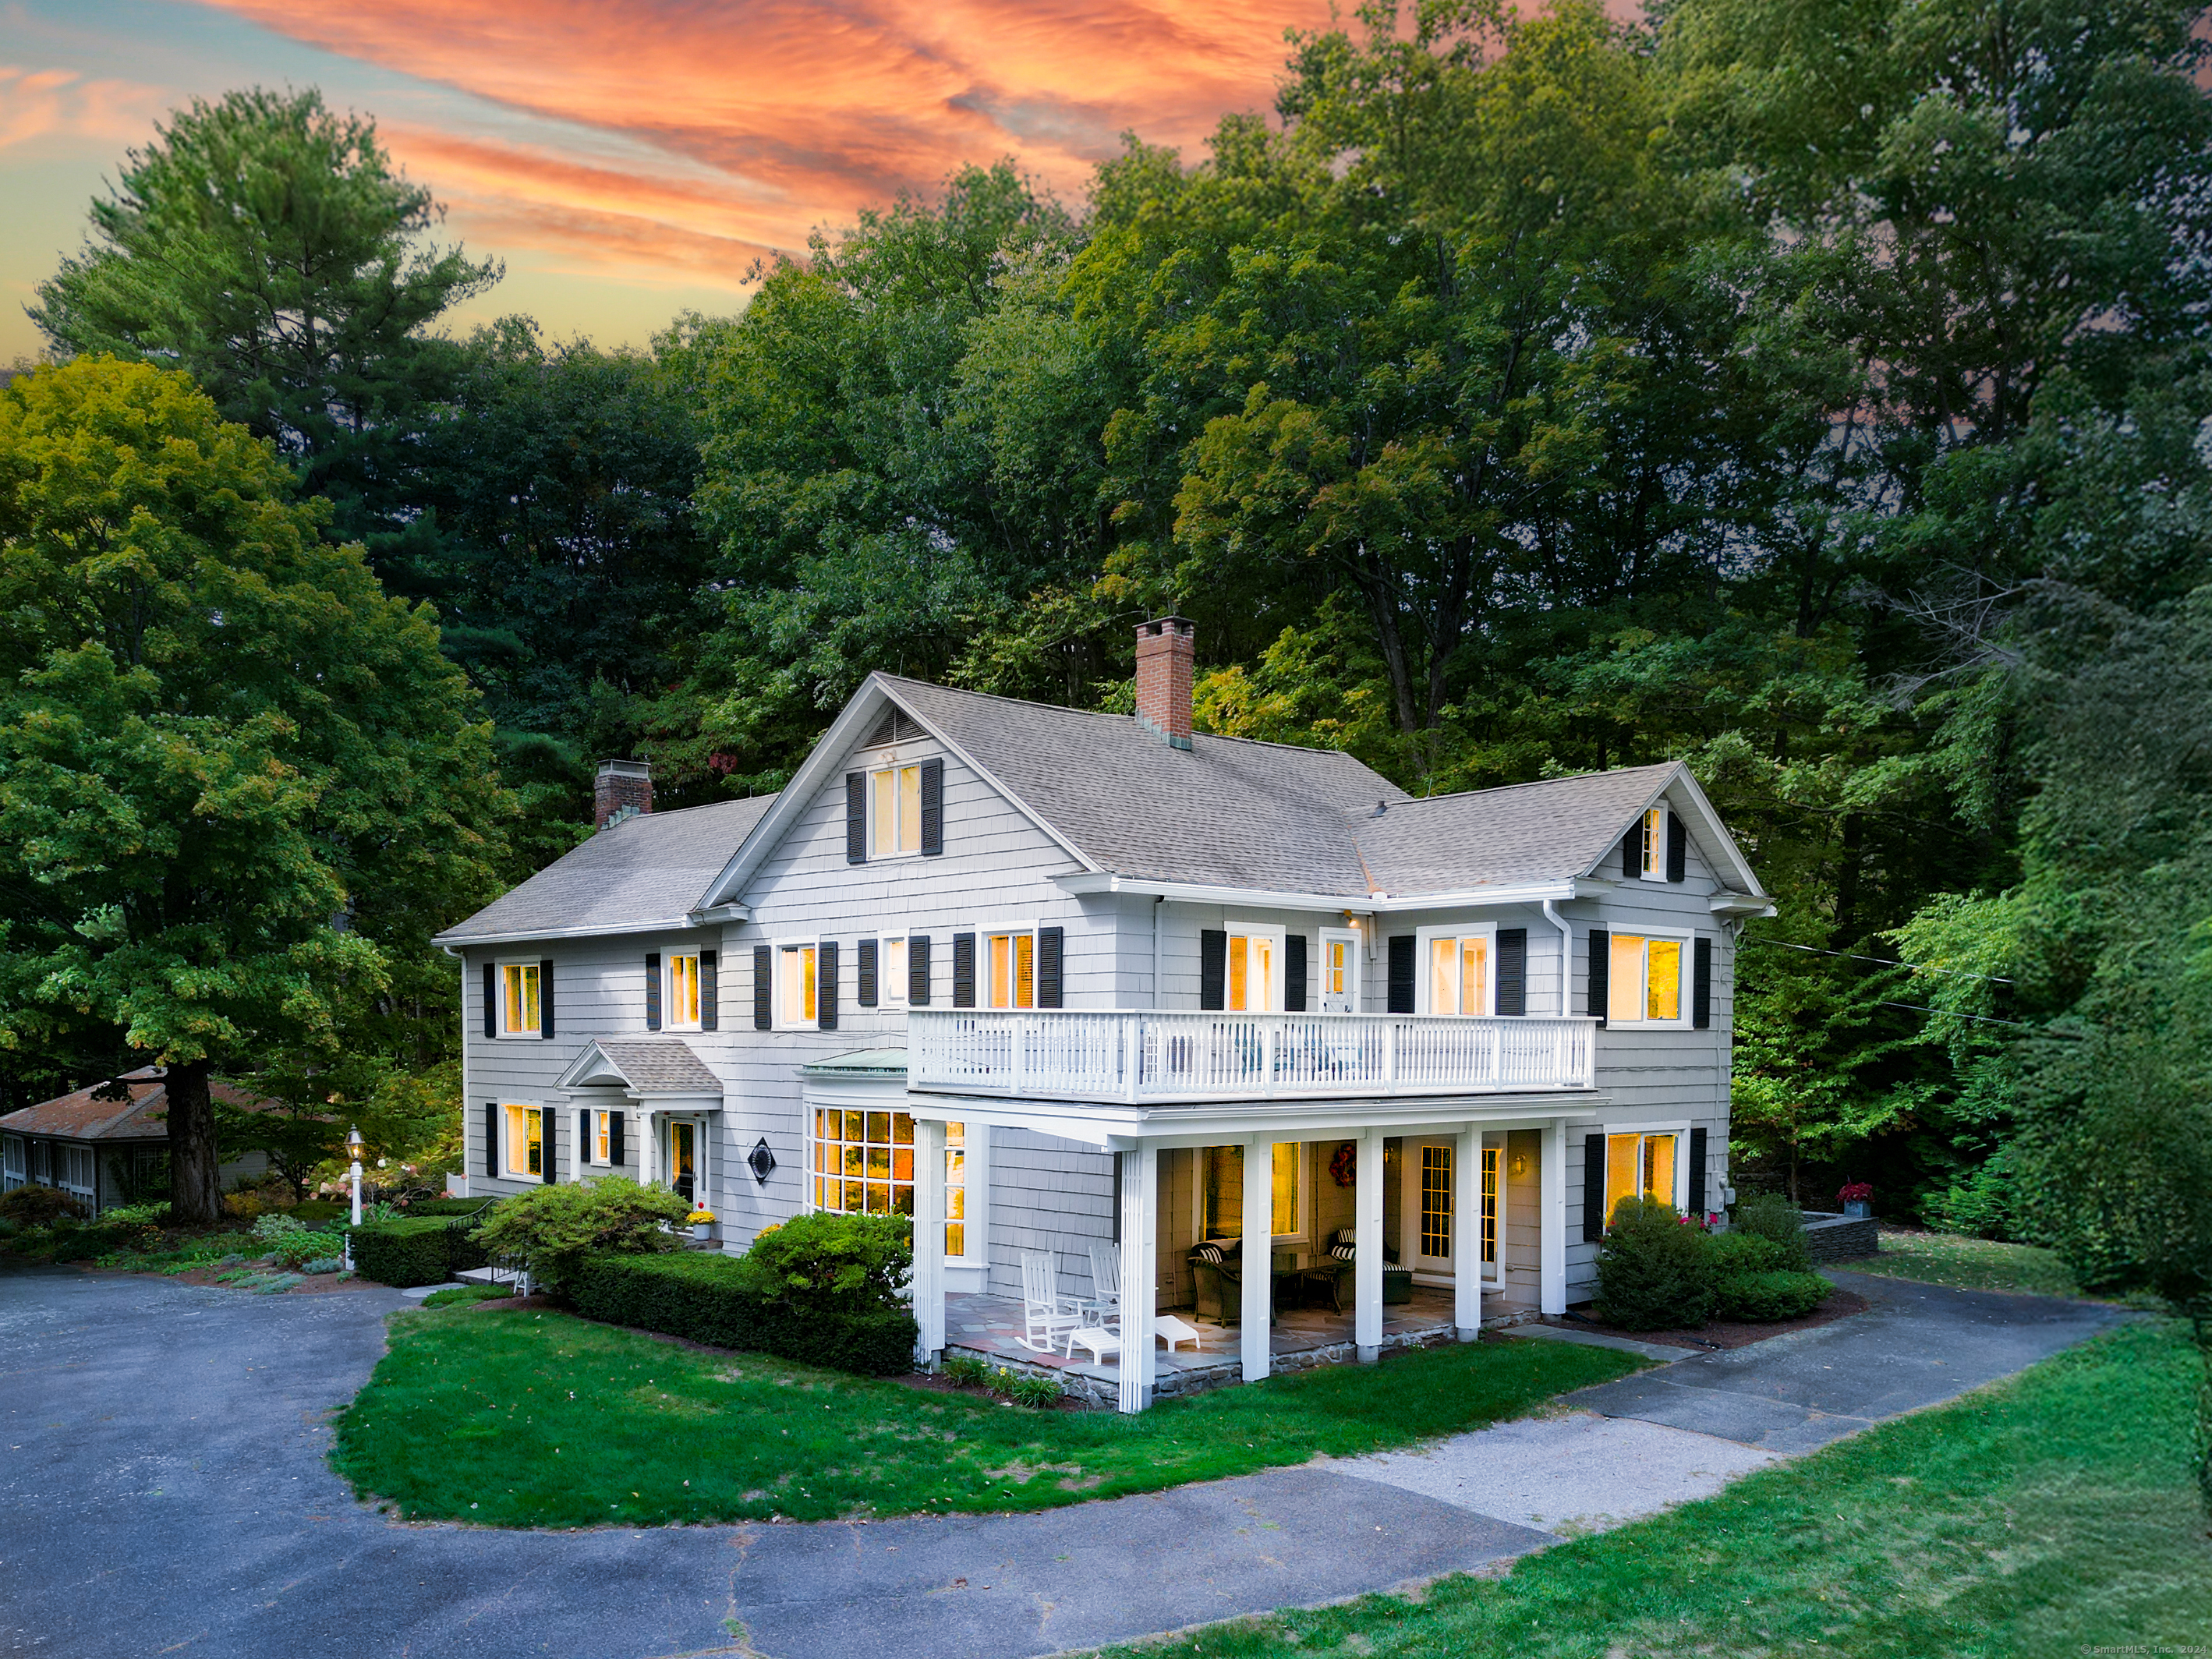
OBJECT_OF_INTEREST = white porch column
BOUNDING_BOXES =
[1354,1126,1384,1363]
[1541,1119,1568,1315]
[636,1109,656,1188]
[1453,1124,1482,1340]
[1240,1137,1273,1384]
[1117,1144,1158,1414]
[912,1117,947,1367]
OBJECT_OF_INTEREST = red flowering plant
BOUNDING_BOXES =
[1837,1181,1874,1205]
[1329,1142,1357,1187]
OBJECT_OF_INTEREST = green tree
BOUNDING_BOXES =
[29,87,500,551]
[0,358,507,1222]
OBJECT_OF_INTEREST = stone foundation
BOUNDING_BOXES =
[1800,1210,1879,1263]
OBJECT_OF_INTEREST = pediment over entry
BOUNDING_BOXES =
[558,1037,723,1100]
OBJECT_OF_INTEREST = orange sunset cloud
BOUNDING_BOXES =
[198,0,1341,286]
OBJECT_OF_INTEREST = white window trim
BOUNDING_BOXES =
[1318,926,1361,1013]
[867,760,927,861]
[1599,1122,1690,1215]
[501,1102,546,1180]
[978,920,1046,1010]
[1605,928,1694,1028]
[1223,921,1288,1013]
[876,932,908,1007]
[774,937,823,1031]
[662,950,704,1033]
[494,957,543,1039]
[586,1108,616,1168]
[1640,804,1670,881]
[1194,1141,1310,1247]
[803,1112,989,1268]
[1414,924,1499,1017]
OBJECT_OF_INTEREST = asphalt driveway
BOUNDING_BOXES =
[0,1262,2131,1659]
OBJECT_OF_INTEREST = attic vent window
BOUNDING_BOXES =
[865,708,926,748]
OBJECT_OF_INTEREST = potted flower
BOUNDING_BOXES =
[1836,1181,1874,1220]
[685,1205,717,1241]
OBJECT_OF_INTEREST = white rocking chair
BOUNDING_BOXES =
[1082,1240,1123,1331]
[1018,1250,1086,1354]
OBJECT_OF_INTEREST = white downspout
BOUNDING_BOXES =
[1541,900,1574,1017]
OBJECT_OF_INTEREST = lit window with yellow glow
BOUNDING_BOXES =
[986,931,1034,1009]
[498,964,540,1036]
[1602,1132,1679,1226]
[666,953,702,1029]
[779,945,818,1025]
[1607,935,1686,1024]
[871,765,923,857]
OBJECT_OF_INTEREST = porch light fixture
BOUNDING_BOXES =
[1510,1153,1527,1177]
[747,1137,777,1184]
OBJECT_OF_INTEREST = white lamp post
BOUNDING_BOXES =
[346,1125,365,1226]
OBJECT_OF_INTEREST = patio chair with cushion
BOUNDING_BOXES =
[1187,1237,1244,1323]
[1317,1227,1415,1314]
[1018,1249,1087,1353]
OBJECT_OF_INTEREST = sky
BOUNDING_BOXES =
[0,0,1343,364]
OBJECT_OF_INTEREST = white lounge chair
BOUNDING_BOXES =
[1018,1250,1085,1354]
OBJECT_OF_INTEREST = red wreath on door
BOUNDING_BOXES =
[1329,1141,1357,1187]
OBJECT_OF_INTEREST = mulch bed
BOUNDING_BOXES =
[1548,1285,1872,1350]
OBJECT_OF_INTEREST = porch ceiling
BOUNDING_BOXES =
[901,1088,1605,1148]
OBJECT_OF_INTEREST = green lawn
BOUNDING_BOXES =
[330,1308,1640,1527]
[1082,1320,2211,1658]
[1849,1228,2083,1298]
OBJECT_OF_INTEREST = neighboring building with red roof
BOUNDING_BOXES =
[0,1068,276,1214]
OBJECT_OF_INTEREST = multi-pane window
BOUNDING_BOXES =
[1481,1146,1499,1265]
[986,930,1035,1009]
[810,1109,968,1254]
[1320,931,1357,1011]
[499,963,541,1036]
[591,1109,617,1166]
[1420,1144,1453,1259]
[871,764,923,857]
[1227,930,1279,1011]
[1640,805,1669,879]
[1603,1131,1679,1226]
[1608,934,1685,1024]
[503,1105,543,1178]
[666,953,702,1030]
[779,944,818,1025]
[880,935,908,1006]
[1424,932,1492,1015]
[1201,1144,1300,1240]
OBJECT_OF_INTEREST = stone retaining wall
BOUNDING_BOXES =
[1801,1210,1879,1263]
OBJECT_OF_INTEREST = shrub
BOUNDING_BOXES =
[470,1179,688,1296]
[250,1212,306,1244]
[349,1218,461,1288]
[290,1201,348,1224]
[942,1354,991,1389]
[1007,1372,1062,1409]
[1715,1269,1833,1321]
[400,1197,501,1219]
[0,1185,88,1226]
[1594,1197,1715,1330]
[1706,1229,1794,1276]
[731,1211,911,1313]
[267,1227,348,1271]
[102,1202,171,1226]
[1731,1192,1812,1271]
[299,1254,346,1275]
[569,1250,920,1376]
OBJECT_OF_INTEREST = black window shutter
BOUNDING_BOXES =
[540,1105,557,1183]
[908,935,932,1004]
[484,1102,499,1178]
[1199,930,1227,1010]
[951,933,976,1007]
[1687,1126,1708,1215]
[1584,1133,1608,1240]
[845,771,867,865]
[920,758,943,855]
[1386,936,1415,1014]
[1496,928,1527,1017]
[483,964,495,1038]
[857,939,879,1006]
[818,940,839,1030]
[540,960,555,1038]
[699,949,718,1031]
[1666,813,1686,883]
[609,1111,626,1168]
[645,952,662,1031]
[752,945,771,1030]
[1622,829,1639,879]
[1588,929,1609,1025]
[1037,926,1064,1007]
[1692,937,1712,1028]
[578,1109,590,1167]
[1285,934,1308,1013]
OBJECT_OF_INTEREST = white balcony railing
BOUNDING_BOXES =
[908,1009,1596,1103]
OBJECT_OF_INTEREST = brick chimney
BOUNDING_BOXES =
[594,759,653,831]
[1134,616,1195,751]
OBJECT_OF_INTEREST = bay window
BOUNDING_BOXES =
[810,1109,974,1258]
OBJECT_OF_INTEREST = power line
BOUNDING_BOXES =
[1747,937,2014,984]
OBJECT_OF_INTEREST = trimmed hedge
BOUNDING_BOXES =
[402,1197,503,1219]
[291,1201,349,1224]
[571,1251,918,1377]
[1715,1269,1832,1321]
[350,1217,492,1289]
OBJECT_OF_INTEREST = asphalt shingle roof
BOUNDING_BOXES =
[437,796,777,943]
[0,1068,278,1141]
[1349,763,1680,893]
[588,1038,723,1095]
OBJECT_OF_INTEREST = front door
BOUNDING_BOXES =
[671,1120,697,1204]
[1398,1136,1504,1282]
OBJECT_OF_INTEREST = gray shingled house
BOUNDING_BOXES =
[435,618,1771,1410]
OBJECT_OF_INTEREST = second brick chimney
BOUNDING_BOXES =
[1134,616,1195,750]
[594,759,653,831]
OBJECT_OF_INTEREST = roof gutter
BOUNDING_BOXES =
[1054,872,1588,912]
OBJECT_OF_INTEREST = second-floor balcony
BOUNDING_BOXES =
[908,1009,1597,1104]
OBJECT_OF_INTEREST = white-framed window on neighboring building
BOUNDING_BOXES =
[879,934,908,1006]
[664,952,703,1031]
[497,960,542,1037]
[778,943,819,1028]
[870,763,924,858]
[1199,1143,1303,1242]
[1640,804,1669,880]
[985,929,1036,1009]
[809,1109,979,1260]
[503,1104,544,1179]
[2,1133,23,1190]
[1607,931,1689,1026]
[1319,927,1360,1013]
[1603,1130,1682,1226]
[1417,925,1495,1016]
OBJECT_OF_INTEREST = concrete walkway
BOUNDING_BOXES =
[0,1264,2128,1659]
